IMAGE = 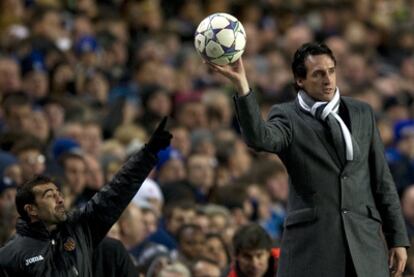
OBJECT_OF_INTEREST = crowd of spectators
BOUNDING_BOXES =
[0,0,413,276]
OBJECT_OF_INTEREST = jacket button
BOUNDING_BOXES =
[341,208,349,214]
[342,175,348,180]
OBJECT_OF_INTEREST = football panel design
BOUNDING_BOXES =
[210,56,231,65]
[194,34,206,53]
[205,40,225,58]
[210,16,230,29]
[216,29,235,48]
[230,50,244,63]
[234,32,246,51]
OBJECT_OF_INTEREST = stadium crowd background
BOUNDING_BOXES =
[0,0,413,276]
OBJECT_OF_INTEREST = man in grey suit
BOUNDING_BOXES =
[208,42,409,277]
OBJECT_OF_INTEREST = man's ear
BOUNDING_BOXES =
[24,204,38,218]
[296,78,303,88]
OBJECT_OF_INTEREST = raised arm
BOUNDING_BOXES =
[208,59,292,153]
[72,117,172,247]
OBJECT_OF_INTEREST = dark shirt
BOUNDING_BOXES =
[93,237,137,277]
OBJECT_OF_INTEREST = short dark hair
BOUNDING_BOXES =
[291,42,336,91]
[58,152,85,168]
[163,201,196,221]
[2,93,31,117]
[11,138,44,156]
[232,223,272,255]
[15,175,54,221]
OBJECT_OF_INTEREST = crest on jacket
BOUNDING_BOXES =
[64,238,76,252]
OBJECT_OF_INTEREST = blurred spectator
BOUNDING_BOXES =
[192,257,221,277]
[79,120,103,158]
[148,201,196,250]
[0,176,17,211]
[2,93,34,134]
[136,243,171,276]
[227,223,280,277]
[402,185,414,239]
[12,139,46,183]
[204,233,231,273]
[176,223,206,266]
[156,147,186,185]
[388,120,414,192]
[118,203,146,255]
[132,178,164,216]
[170,125,191,158]
[0,151,21,185]
[92,237,138,277]
[158,262,191,277]
[190,129,216,157]
[83,153,105,190]
[0,57,21,95]
[21,51,50,101]
[186,153,215,203]
[140,205,159,238]
[204,204,231,234]
[202,88,233,130]
[175,100,208,131]
[58,152,87,208]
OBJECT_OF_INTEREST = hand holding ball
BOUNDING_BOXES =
[194,13,246,65]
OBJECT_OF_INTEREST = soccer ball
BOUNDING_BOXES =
[194,13,246,65]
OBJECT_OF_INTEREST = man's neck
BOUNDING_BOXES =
[30,218,57,232]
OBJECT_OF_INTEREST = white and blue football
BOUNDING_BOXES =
[194,13,246,65]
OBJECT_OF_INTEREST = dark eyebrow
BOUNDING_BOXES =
[312,66,335,75]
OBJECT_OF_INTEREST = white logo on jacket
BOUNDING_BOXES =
[25,255,44,266]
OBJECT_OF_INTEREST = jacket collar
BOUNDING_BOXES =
[16,218,53,241]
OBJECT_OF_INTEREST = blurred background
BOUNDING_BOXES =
[0,0,413,276]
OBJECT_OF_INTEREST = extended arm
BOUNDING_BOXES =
[73,118,172,247]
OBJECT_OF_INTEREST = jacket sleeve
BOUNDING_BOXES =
[233,91,292,153]
[368,108,410,248]
[71,148,157,247]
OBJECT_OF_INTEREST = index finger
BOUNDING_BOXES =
[155,117,168,132]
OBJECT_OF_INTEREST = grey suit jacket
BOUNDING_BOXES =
[234,91,409,277]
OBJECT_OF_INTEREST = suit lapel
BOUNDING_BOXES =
[294,100,343,169]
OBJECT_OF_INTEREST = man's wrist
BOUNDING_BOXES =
[236,79,250,96]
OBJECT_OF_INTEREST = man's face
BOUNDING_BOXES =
[142,210,158,236]
[0,59,21,93]
[297,54,336,102]
[31,183,67,225]
[7,104,32,131]
[122,205,146,244]
[167,208,195,235]
[193,260,221,277]
[179,228,205,260]
[236,249,270,277]
[64,157,86,194]
[187,155,214,191]
[18,150,46,181]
